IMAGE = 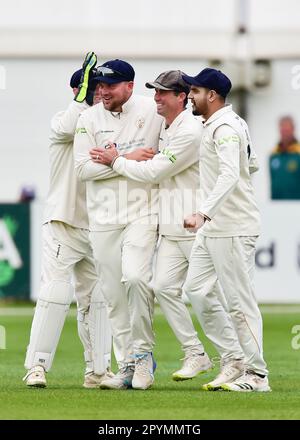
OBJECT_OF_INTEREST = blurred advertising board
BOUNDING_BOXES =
[0,203,30,299]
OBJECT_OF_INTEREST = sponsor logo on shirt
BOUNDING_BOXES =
[217,135,239,145]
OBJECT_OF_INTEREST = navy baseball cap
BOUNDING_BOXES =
[182,68,232,98]
[92,59,135,84]
[70,69,82,88]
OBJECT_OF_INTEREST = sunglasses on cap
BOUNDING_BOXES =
[95,66,127,79]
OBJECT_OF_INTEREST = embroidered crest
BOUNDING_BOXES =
[136,117,145,129]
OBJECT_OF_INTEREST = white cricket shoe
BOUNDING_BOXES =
[202,359,244,391]
[172,352,213,381]
[100,364,135,390]
[221,370,271,392]
[23,366,46,388]
[83,369,115,389]
[132,353,156,390]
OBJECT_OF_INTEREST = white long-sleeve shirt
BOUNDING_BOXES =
[74,94,163,231]
[113,110,203,239]
[44,101,89,228]
[198,104,260,237]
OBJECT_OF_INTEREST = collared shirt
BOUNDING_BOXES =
[44,101,89,228]
[198,104,260,237]
[113,110,203,239]
[74,94,163,231]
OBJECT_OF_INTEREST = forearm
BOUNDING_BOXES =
[75,155,119,181]
[113,134,198,184]
[51,102,88,142]
[113,156,159,183]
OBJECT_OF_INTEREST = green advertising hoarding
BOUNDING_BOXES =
[0,203,30,299]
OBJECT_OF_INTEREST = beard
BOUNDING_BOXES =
[192,101,207,117]
[192,108,201,116]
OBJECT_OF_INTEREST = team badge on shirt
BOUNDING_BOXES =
[136,117,145,128]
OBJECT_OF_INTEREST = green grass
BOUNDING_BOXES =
[0,306,300,420]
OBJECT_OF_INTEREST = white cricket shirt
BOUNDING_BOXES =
[113,110,203,240]
[74,94,163,231]
[44,101,89,228]
[198,104,260,237]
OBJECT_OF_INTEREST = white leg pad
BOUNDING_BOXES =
[24,280,74,372]
[77,300,112,375]
[77,311,93,374]
[89,299,112,375]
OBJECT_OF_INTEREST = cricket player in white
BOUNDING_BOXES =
[96,70,244,382]
[182,68,271,392]
[74,59,163,390]
[23,53,113,389]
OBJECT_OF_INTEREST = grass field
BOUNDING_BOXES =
[0,305,300,420]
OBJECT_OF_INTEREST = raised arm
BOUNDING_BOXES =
[50,101,88,143]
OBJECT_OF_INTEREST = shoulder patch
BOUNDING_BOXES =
[75,127,87,134]
[161,148,176,163]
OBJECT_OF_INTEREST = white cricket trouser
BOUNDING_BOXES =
[90,223,158,364]
[152,237,204,354]
[184,234,268,376]
[25,221,111,373]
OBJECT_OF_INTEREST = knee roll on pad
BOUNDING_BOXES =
[39,280,75,304]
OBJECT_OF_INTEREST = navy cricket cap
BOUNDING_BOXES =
[92,59,135,84]
[70,69,82,88]
[182,68,232,98]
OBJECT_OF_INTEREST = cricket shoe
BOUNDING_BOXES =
[23,366,46,388]
[202,359,244,391]
[100,363,135,390]
[83,368,115,389]
[221,370,271,392]
[172,352,213,381]
[132,353,157,390]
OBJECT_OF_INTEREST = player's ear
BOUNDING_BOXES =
[127,81,134,92]
[208,90,217,102]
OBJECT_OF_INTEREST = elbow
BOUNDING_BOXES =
[227,173,239,190]
[249,162,259,174]
[150,175,161,184]
[51,126,74,142]
[149,170,164,184]
[74,164,87,182]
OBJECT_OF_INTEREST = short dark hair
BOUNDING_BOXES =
[174,90,188,108]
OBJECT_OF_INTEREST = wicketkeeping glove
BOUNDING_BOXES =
[74,52,97,104]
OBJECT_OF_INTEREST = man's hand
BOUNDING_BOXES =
[125,148,155,161]
[89,143,118,166]
[89,145,156,166]
[183,213,206,233]
[74,52,97,104]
